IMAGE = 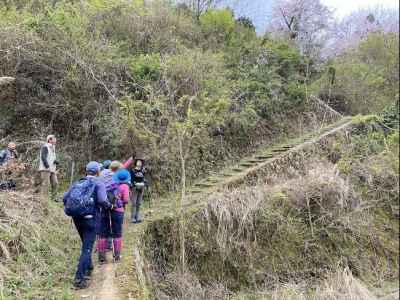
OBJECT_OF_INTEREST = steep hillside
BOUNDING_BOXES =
[1,0,334,195]
[0,1,398,299]
[0,192,78,299]
[132,118,398,299]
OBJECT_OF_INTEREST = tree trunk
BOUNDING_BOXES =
[178,136,186,274]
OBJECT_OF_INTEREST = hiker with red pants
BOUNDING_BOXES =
[97,169,130,262]
[63,161,112,289]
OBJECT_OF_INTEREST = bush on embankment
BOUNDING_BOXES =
[142,126,399,299]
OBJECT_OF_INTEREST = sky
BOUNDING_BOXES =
[322,0,399,18]
[220,0,399,33]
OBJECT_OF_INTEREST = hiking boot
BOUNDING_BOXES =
[73,279,89,290]
[131,219,136,223]
[85,266,93,279]
[106,238,113,252]
[114,252,121,262]
[135,219,142,223]
[98,252,107,264]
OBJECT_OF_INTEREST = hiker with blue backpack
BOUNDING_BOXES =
[63,161,112,289]
[96,168,131,263]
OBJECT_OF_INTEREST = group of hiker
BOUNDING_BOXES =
[0,136,148,290]
[64,157,147,289]
[0,135,59,195]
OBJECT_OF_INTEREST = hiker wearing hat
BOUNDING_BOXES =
[97,168,130,262]
[129,158,147,223]
[63,161,112,289]
[38,135,59,202]
[0,142,18,167]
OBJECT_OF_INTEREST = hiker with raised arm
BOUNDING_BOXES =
[0,142,18,167]
[97,168,130,263]
[38,135,59,202]
[63,161,112,289]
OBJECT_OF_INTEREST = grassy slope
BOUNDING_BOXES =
[0,192,78,299]
[116,116,388,299]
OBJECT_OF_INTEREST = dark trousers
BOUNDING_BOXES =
[98,211,124,239]
[73,217,96,281]
[131,189,144,221]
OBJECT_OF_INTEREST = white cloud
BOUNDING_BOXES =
[321,0,399,18]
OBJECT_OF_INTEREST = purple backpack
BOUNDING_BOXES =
[100,171,123,208]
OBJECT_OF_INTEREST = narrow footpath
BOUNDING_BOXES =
[75,116,356,300]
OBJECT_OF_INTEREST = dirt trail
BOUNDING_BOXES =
[74,116,357,300]
[75,253,120,300]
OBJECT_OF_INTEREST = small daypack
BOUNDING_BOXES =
[106,182,125,209]
[63,178,97,217]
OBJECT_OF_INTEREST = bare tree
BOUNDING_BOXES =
[267,0,333,60]
[326,5,400,57]
[181,0,223,18]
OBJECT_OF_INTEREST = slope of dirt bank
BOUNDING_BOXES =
[0,191,78,299]
[133,117,398,299]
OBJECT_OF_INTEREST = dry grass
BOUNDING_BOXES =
[234,268,379,300]
[142,129,399,300]
[0,190,78,299]
[315,268,378,300]
[144,159,398,299]
[154,271,229,300]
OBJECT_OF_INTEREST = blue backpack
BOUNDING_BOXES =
[63,178,97,217]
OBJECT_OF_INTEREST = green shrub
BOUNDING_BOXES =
[130,53,162,81]
[200,9,235,41]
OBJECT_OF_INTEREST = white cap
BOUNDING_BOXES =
[46,135,56,142]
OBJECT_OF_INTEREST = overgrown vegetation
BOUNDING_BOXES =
[1,0,331,196]
[0,192,77,299]
[0,1,398,299]
[143,125,399,299]
[314,32,399,115]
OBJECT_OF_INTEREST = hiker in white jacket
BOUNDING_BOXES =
[39,135,59,202]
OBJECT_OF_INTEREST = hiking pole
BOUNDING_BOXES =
[70,160,75,187]
[110,210,115,263]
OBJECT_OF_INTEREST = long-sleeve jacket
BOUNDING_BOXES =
[114,183,130,213]
[0,149,17,166]
[130,167,146,185]
[89,176,112,213]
